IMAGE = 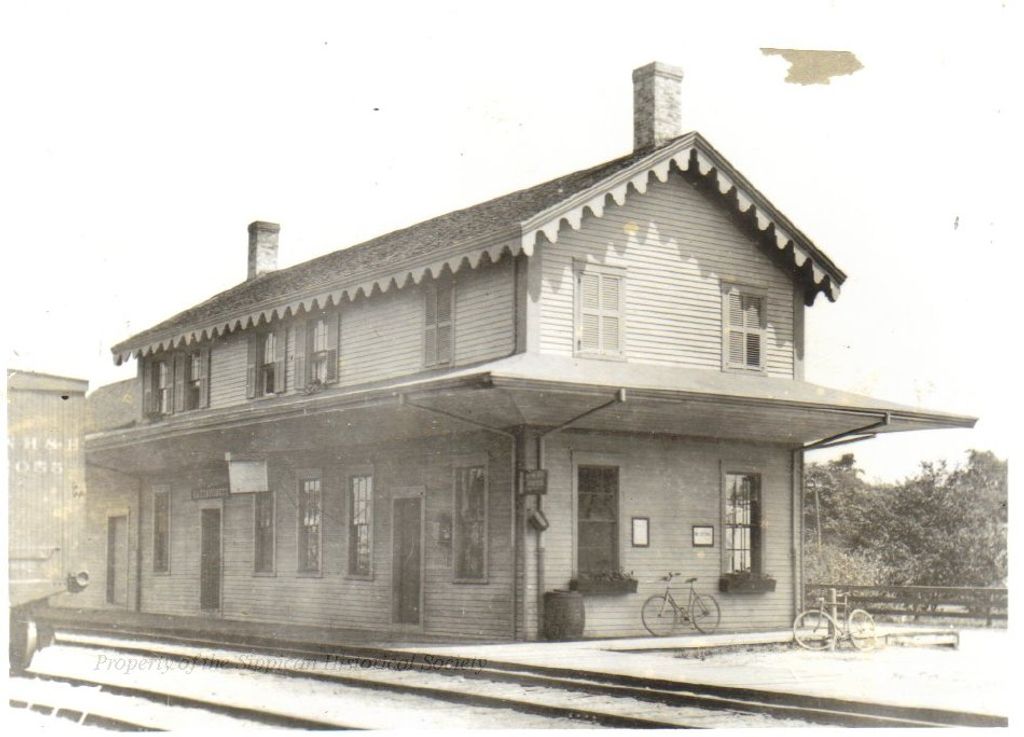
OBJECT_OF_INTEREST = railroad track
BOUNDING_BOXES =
[28,622,1008,729]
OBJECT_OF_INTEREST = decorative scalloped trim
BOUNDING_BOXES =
[114,140,841,365]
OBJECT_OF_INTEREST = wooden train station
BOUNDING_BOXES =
[69,62,973,641]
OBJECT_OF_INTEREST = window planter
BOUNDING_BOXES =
[719,574,776,594]
[570,577,638,595]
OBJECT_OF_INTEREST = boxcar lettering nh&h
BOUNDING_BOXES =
[73,62,974,641]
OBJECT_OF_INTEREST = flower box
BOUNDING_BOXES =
[719,573,777,594]
[570,576,639,595]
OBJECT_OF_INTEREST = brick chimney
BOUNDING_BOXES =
[632,62,684,152]
[247,221,279,280]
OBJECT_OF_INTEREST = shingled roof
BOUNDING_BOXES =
[111,132,846,364]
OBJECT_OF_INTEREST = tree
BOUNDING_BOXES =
[803,450,1007,588]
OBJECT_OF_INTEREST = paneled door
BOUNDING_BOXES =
[392,496,423,625]
[106,515,128,606]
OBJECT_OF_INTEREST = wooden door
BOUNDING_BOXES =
[106,515,128,606]
[392,497,422,625]
[200,508,221,612]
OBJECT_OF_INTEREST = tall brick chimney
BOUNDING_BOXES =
[632,62,684,152]
[247,221,279,280]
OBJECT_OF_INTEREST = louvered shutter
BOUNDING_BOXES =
[172,353,186,413]
[577,270,623,355]
[724,289,764,369]
[199,347,211,408]
[424,285,438,366]
[292,320,307,391]
[142,359,155,416]
[245,335,258,398]
[436,282,453,365]
[325,311,340,383]
[726,291,745,366]
[274,325,287,393]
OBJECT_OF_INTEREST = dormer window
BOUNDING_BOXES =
[722,285,766,371]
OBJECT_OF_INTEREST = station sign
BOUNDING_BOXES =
[520,469,548,496]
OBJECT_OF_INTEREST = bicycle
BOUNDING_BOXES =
[793,589,877,651]
[641,573,721,636]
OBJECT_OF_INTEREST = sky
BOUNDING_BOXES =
[3,0,1021,483]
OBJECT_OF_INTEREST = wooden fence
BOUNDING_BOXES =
[806,584,1008,626]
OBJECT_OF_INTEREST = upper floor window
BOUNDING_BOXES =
[723,471,762,574]
[574,263,624,358]
[453,463,487,581]
[156,361,173,414]
[348,474,373,577]
[424,279,454,367]
[246,327,286,398]
[185,348,211,410]
[297,313,339,389]
[722,286,765,371]
[297,473,322,574]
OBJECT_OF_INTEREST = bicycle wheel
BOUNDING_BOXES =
[690,594,721,634]
[641,595,678,637]
[793,610,838,651]
[848,609,878,651]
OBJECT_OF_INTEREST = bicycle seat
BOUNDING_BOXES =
[685,577,697,584]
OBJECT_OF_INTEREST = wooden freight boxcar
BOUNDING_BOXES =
[7,370,90,669]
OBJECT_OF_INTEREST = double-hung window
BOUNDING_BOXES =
[577,465,620,574]
[722,285,766,371]
[247,327,286,398]
[348,474,373,577]
[156,361,172,415]
[453,462,487,581]
[574,262,624,357]
[254,491,275,574]
[153,486,170,573]
[723,472,762,574]
[424,278,454,367]
[185,349,210,410]
[297,474,322,574]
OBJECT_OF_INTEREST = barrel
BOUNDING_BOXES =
[543,590,585,640]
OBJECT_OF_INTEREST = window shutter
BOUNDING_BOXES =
[325,311,340,383]
[274,326,287,393]
[142,360,154,416]
[577,270,622,355]
[292,320,307,391]
[579,272,600,353]
[245,335,258,399]
[724,289,765,369]
[199,347,211,408]
[425,281,454,366]
[172,353,186,413]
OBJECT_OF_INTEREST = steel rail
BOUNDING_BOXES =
[46,623,1006,728]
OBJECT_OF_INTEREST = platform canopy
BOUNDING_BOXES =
[86,353,975,473]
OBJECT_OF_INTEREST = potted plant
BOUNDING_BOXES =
[570,569,639,595]
[719,571,777,594]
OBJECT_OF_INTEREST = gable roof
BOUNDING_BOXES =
[111,131,845,364]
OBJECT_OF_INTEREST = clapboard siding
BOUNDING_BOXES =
[136,432,514,639]
[538,172,797,377]
[541,431,795,637]
[180,257,516,412]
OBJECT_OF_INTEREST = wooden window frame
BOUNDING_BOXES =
[423,277,455,368]
[152,485,171,574]
[155,359,173,415]
[573,260,626,360]
[184,348,211,411]
[296,470,324,576]
[347,468,375,580]
[253,490,276,576]
[452,454,488,583]
[721,282,767,373]
[246,326,287,399]
[720,468,764,575]
[575,463,621,576]
[294,312,340,391]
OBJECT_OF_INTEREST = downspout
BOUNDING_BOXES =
[86,460,145,612]
[790,412,890,617]
[399,395,519,639]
